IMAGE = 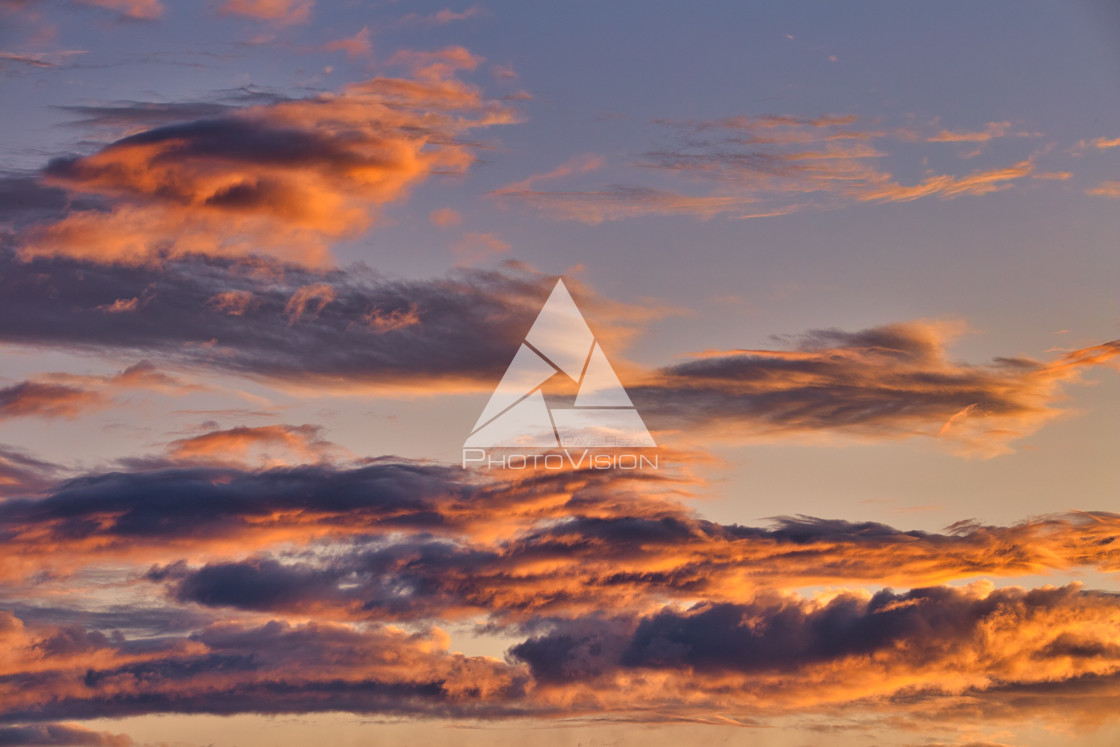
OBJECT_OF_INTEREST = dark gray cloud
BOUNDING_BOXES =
[0,722,130,747]
[511,585,1120,682]
[631,321,1120,456]
[0,250,553,387]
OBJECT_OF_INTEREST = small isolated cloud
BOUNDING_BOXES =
[399,5,482,26]
[429,207,461,228]
[73,0,163,21]
[165,423,342,467]
[926,121,1016,143]
[321,26,372,59]
[218,0,313,25]
[1086,180,1120,198]
[451,232,510,265]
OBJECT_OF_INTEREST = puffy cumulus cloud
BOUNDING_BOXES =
[0,453,1117,730]
[16,58,517,266]
[137,510,1119,627]
[632,321,1120,457]
[0,614,525,722]
[0,460,687,582]
[1,450,1117,601]
[140,510,1120,624]
[494,114,1043,223]
[217,0,312,25]
[2,583,1120,727]
[509,584,1120,721]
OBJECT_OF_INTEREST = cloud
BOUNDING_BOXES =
[502,583,1120,726]
[165,423,342,467]
[429,207,461,228]
[2,582,1120,726]
[0,614,525,722]
[0,445,61,497]
[399,6,482,26]
[495,115,1043,223]
[14,61,517,266]
[0,722,133,746]
[1086,180,1120,198]
[217,0,312,25]
[857,161,1034,203]
[0,255,576,391]
[0,382,105,421]
[0,362,196,424]
[0,52,55,68]
[72,0,162,20]
[321,26,372,59]
[926,121,1016,143]
[2,449,1117,606]
[631,321,1120,457]
[452,232,510,265]
[139,509,1120,624]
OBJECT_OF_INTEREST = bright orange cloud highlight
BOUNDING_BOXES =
[20,59,517,266]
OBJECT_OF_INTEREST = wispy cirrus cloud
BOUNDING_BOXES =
[494,114,1046,223]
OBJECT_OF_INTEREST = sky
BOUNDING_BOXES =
[0,1,1118,746]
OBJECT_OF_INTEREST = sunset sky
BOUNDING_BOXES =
[1,2,1119,746]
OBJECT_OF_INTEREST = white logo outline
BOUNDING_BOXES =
[465,279,656,449]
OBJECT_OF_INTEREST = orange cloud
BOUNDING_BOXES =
[74,0,162,20]
[927,121,1014,143]
[165,423,342,467]
[19,61,517,266]
[496,115,1044,222]
[218,0,312,24]
[634,322,1120,457]
[0,362,197,424]
[284,283,334,324]
[399,6,482,26]
[1086,180,1120,198]
[452,232,510,265]
[858,161,1034,202]
[0,381,105,420]
[322,26,371,59]
[429,207,462,228]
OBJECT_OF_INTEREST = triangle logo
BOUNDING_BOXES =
[465,279,656,448]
